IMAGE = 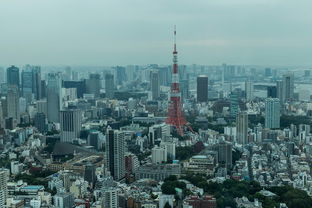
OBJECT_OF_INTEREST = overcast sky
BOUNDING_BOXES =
[1,0,312,66]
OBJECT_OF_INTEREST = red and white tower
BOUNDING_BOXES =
[166,26,187,136]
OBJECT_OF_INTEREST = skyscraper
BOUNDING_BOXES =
[267,86,277,98]
[102,187,118,208]
[150,70,160,100]
[230,92,239,117]
[60,108,82,143]
[34,112,47,133]
[6,86,20,124]
[197,75,208,102]
[105,74,114,99]
[236,111,248,145]
[47,73,62,123]
[282,73,294,101]
[276,80,283,102]
[245,81,253,101]
[115,66,127,85]
[105,129,125,181]
[6,65,20,88]
[265,98,280,129]
[0,168,9,208]
[21,65,41,103]
[87,73,101,97]
[180,79,189,102]
[63,80,86,98]
[217,141,233,169]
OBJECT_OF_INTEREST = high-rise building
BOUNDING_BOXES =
[60,108,82,143]
[229,92,239,117]
[105,74,114,99]
[150,70,160,100]
[265,98,280,129]
[264,68,272,77]
[63,80,86,98]
[6,65,20,88]
[197,75,208,102]
[21,65,41,103]
[84,163,96,186]
[276,80,283,102]
[115,66,127,85]
[36,99,48,116]
[105,129,125,181]
[102,187,118,208]
[245,81,253,101]
[6,86,20,123]
[282,73,294,101]
[0,68,4,84]
[34,112,47,133]
[53,192,74,208]
[151,146,167,164]
[236,112,248,145]
[218,141,233,170]
[88,131,101,150]
[86,74,101,97]
[0,168,9,208]
[180,79,189,101]
[47,73,62,123]
[267,86,277,98]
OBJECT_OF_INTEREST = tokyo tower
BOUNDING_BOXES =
[166,26,187,136]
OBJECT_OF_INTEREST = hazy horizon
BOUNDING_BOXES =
[1,0,312,66]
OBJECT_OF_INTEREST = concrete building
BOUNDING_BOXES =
[134,164,181,181]
[102,187,118,208]
[245,81,253,101]
[105,74,114,99]
[236,112,248,145]
[265,98,280,129]
[53,192,74,208]
[6,86,20,124]
[151,146,167,164]
[0,168,9,208]
[282,73,294,101]
[217,141,233,169]
[150,70,160,100]
[60,108,82,143]
[197,75,208,102]
[47,73,62,123]
[87,73,101,98]
[6,65,20,88]
[105,129,125,181]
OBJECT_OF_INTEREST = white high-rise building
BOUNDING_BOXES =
[152,146,167,164]
[265,98,280,129]
[105,129,125,181]
[60,108,82,143]
[160,142,176,160]
[245,81,254,101]
[0,168,9,208]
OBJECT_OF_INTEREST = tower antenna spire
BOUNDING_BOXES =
[166,25,187,136]
[174,25,177,52]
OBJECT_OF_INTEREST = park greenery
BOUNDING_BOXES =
[161,174,312,208]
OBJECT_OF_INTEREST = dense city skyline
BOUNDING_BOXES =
[1,0,312,66]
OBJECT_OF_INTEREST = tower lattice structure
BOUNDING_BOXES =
[166,27,187,136]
